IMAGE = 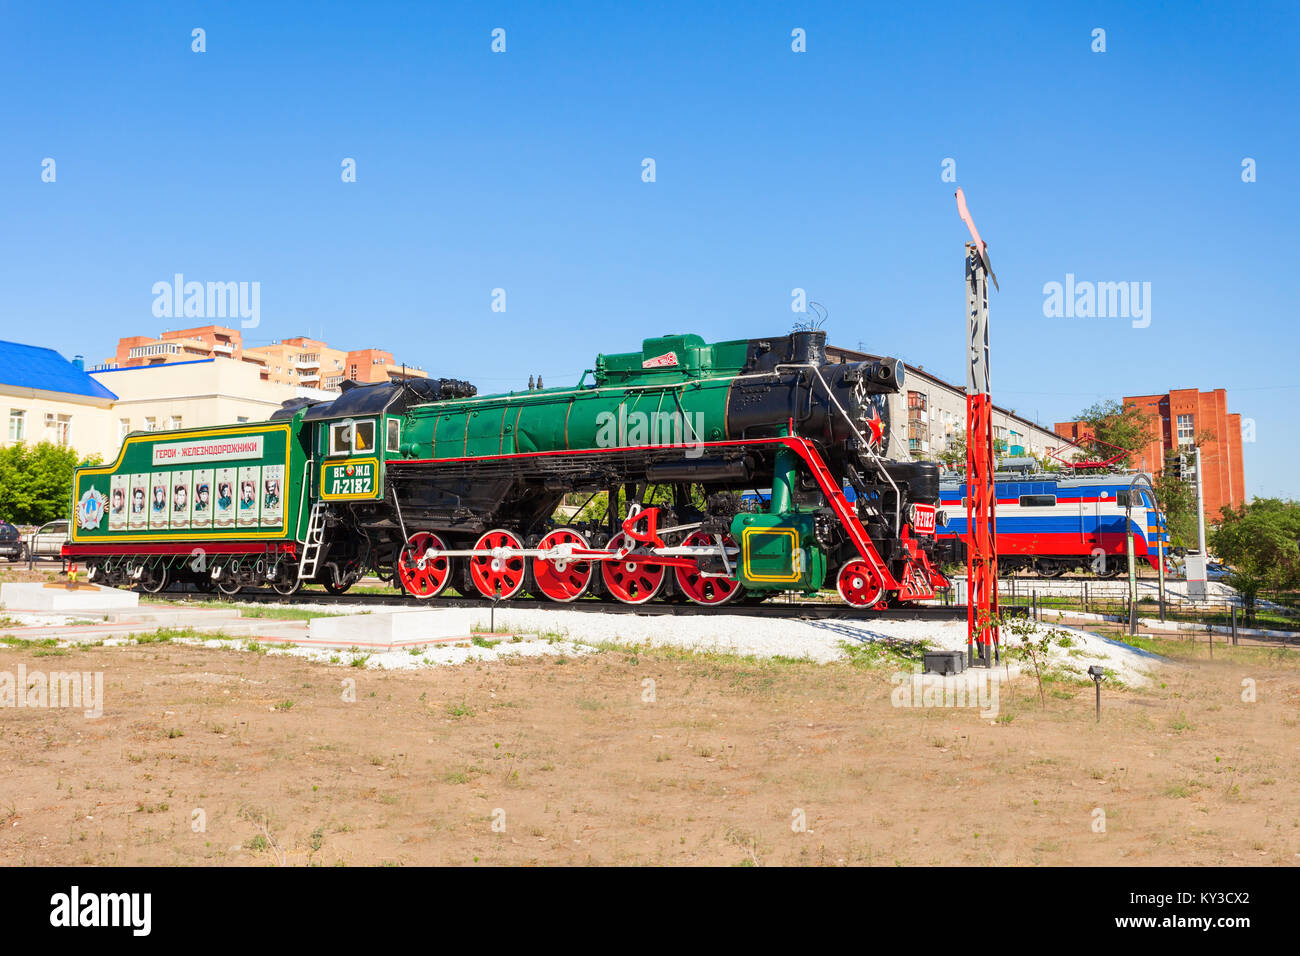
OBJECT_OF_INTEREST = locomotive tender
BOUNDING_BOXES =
[64,330,949,608]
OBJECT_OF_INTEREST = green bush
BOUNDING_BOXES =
[0,441,100,525]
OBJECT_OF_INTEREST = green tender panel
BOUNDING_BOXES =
[69,421,305,544]
[729,512,826,593]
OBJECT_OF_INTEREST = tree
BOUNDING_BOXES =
[0,442,100,525]
[1210,498,1300,623]
[937,433,965,470]
[573,485,705,527]
[1072,399,1154,470]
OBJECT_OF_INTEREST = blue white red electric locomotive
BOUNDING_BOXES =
[935,467,1169,577]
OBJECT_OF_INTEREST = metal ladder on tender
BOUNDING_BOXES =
[297,502,328,584]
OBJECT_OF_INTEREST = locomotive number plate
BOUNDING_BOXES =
[322,458,380,500]
[911,504,936,535]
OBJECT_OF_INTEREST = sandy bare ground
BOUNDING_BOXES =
[1,634,1297,866]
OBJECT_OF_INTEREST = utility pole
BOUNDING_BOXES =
[1185,443,1209,601]
[1194,444,1207,556]
[956,188,999,667]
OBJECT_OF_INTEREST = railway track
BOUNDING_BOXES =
[197,588,1030,622]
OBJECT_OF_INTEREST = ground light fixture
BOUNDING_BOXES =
[1088,665,1106,722]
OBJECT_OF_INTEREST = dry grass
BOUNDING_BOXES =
[0,633,1297,866]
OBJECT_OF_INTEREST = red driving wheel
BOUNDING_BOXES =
[601,532,666,605]
[674,531,742,606]
[397,531,452,599]
[837,559,887,609]
[532,528,594,602]
[469,529,527,599]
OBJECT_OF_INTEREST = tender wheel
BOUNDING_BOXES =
[601,532,666,605]
[215,566,243,596]
[272,576,303,597]
[138,562,169,594]
[532,528,593,603]
[836,560,886,609]
[469,529,527,600]
[675,531,742,606]
[397,531,453,599]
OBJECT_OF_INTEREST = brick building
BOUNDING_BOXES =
[1055,388,1245,520]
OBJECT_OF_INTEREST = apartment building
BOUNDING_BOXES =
[825,345,1063,464]
[96,326,426,392]
[1057,389,1245,518]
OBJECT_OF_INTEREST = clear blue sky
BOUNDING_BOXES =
[2,1,1296,498]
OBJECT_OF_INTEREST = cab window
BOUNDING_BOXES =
[1018,494,1056,507]
[386,418,401,453]
[329,422,351,456]
[353,420,375,453]
[329,419,376,456]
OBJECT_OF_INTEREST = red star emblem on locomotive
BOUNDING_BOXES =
[865,407,885,448]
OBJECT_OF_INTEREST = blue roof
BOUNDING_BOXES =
[0,341,117,400]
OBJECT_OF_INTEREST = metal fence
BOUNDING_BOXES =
[943,575,1300,635]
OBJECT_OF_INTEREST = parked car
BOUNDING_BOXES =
[25,519,69,559]
[1206,561,1233,581]
[0,521,25,561]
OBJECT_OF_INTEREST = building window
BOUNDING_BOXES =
[54,415,71,447]
[118,419,130,443]
[8,409,25,442]
[1176,413,1194,445]
[145,417,157,431]
[350,364,358,379]
[237,416,249,423]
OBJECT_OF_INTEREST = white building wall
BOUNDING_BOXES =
[828,347,1061,465]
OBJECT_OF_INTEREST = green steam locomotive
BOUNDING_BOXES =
[64,329,948,608]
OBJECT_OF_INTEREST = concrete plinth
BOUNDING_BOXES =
[1,582,140,612]
[306,608,490,651]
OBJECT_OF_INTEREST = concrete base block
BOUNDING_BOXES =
[306,608,486,651]
[1,582,140,612]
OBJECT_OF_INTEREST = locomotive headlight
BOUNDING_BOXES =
[875,358,903,388]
